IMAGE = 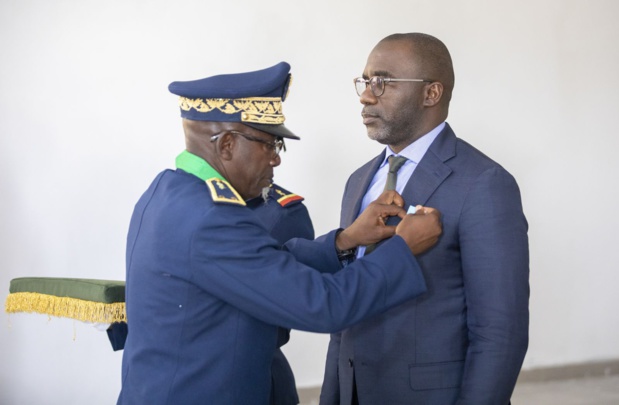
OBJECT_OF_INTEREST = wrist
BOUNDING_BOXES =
[335,229,356,252]
[335,230,357,261]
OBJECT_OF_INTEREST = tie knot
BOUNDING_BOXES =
[387,155,407,174]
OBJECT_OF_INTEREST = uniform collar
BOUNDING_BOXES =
[175,150,224,182]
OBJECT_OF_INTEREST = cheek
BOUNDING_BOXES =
[246,159,270,183]
[379,100,398,123]
[387,93,421,121]
[379,92,404,115]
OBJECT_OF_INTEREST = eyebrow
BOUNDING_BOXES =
[364,70,393,79]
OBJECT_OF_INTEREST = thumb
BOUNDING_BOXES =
[377,203,406,218]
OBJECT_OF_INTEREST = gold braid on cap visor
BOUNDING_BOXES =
[178,96,285,124]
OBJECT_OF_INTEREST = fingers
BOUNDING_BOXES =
[371,202,438,221]
[375,203,406,218]
[412,205,439,216]
[395,205,443,255]
[391,192,405,208]
[377,224,397,238]
[374,190,405,207]
[367,203,406,223]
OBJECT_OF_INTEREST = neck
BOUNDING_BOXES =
[390,119,444,153]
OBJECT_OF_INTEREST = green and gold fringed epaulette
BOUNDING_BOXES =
[5,277,126,323]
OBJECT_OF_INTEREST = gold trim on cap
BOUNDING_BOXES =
[179,96,285,125]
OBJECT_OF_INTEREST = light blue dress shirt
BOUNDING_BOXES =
[357,122,445,257]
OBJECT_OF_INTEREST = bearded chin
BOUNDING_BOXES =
[261,187,270,202]
[367,128,390,144]
[368,123,413,146]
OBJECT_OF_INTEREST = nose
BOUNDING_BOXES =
[270,153,281,167]
[359,85,377,105]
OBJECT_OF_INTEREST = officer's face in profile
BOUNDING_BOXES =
[228,127,281,199]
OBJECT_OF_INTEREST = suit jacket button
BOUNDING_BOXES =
[348,359,354,367]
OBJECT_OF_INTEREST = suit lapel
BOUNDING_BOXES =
[341,152,385,228]
[402,123,457,206]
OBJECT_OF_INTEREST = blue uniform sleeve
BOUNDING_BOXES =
[267,202,315,244]
[190,205,427,333]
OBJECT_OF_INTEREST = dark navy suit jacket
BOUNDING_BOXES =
[320,123,529,405]
[117,167,428,405]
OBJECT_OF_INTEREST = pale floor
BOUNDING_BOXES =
[511,374,619,405]
[298,374,619,405]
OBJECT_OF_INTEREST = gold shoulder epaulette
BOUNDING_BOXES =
[205,178,246,206]
[271,184,304,207]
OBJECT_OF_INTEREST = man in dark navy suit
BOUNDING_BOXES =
[320,33,529,405]
[117,61,443,405]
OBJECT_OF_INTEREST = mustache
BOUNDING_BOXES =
[361,108,380,118]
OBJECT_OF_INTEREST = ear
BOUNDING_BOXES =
[215,132,236,161]
[423,82,443,107]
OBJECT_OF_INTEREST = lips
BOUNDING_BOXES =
[361,109,380,125]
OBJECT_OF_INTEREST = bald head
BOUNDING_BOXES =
[380,33,455,104]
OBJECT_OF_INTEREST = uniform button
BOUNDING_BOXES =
[348,359,354,367]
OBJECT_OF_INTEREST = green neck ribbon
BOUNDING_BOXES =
[175,151,224,182]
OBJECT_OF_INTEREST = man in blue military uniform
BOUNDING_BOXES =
[117,61,443,405]
[109,182,313,405]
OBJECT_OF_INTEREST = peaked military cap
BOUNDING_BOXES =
[168,62,299,140]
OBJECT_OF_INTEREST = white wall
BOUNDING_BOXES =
[1,0,618,403]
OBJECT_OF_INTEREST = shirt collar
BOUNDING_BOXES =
[380,121,446,167]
